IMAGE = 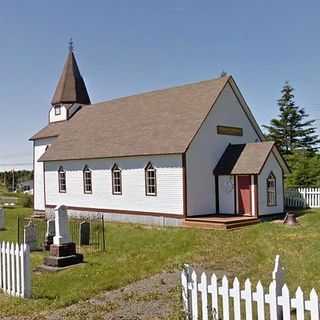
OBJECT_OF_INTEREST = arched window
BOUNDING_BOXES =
[145,162,157,196]
[267,172,276,206]
[83,165,92,194]
[58,166,66,193]
[112,164,122,195]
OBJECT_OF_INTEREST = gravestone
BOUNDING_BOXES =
[24,221,38,251]
[44,219,55,250]
[0,208,4,230]
[80,221,90,245]
[44,205,83,268]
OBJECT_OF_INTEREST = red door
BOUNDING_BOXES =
[238,175,251,215]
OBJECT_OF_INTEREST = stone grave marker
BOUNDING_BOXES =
[80,221,90,245]
[0,208,4,230]
[44,219,55,250]
[24,221,38,251]
[44,205,83,268]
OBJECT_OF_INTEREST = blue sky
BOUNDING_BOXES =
[0,0,319,171]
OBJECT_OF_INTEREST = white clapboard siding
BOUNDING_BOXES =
[181,256,320,320]
[285,188,320,208]
[0,242,31,298]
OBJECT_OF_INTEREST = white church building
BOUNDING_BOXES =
[30,46,289,228]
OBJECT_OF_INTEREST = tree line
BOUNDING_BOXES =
[0,170,33,192]
[263,82,320,187]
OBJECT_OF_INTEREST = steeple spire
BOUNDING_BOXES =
[51,41,91,106]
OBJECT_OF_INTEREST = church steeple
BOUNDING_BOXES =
[51,40,91,106]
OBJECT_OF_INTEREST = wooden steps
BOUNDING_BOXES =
[183,215,260,230]
[31,211,46,219]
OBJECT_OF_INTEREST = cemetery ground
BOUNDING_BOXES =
[0,208,320,319]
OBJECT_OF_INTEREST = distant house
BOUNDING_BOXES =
[30,46,289,227]
[17,180,33,194]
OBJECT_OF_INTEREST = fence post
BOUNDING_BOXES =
[272,255,284,319]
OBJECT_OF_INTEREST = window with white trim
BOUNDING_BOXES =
[58,166,66,193]
[267,172,276,206]
[145,162,157,196]
[54,105,61,116]
[83,165,92,194]
[112,164,122,195]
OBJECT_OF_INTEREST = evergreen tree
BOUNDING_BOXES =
[286,151,320,187]
[263,82,320,155]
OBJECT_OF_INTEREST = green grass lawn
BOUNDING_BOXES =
[0,207,320,317]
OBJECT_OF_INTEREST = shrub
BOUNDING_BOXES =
[20,194,33,208]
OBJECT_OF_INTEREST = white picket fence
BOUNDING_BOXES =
[285,188,320,208]
[181,256,320,319]
[0,242,31,298]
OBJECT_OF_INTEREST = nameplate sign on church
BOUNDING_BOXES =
[217,125,243,136]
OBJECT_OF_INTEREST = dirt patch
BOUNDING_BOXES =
[46,271,181,320]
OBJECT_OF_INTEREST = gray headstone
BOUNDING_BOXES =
[0,208,4,230]
[24,221,38,251]
[46,219,55,237]
[80,221,90,245]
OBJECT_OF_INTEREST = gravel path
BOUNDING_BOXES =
[2,271,182,320]
[47,271,181,320]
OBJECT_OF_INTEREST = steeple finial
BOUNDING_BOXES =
[68,37,74,52]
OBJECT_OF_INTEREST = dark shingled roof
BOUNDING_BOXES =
[51,50,91,105]
[35,76,230,161]
[214,142,275,175]
[30,121,69,140]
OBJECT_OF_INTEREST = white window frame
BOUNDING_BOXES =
[54,105,61,116]
[58,166,66,193]
[267,172,276,206]
[112,164,122,195]
[83,165,92,194]
[145,162,157,196]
